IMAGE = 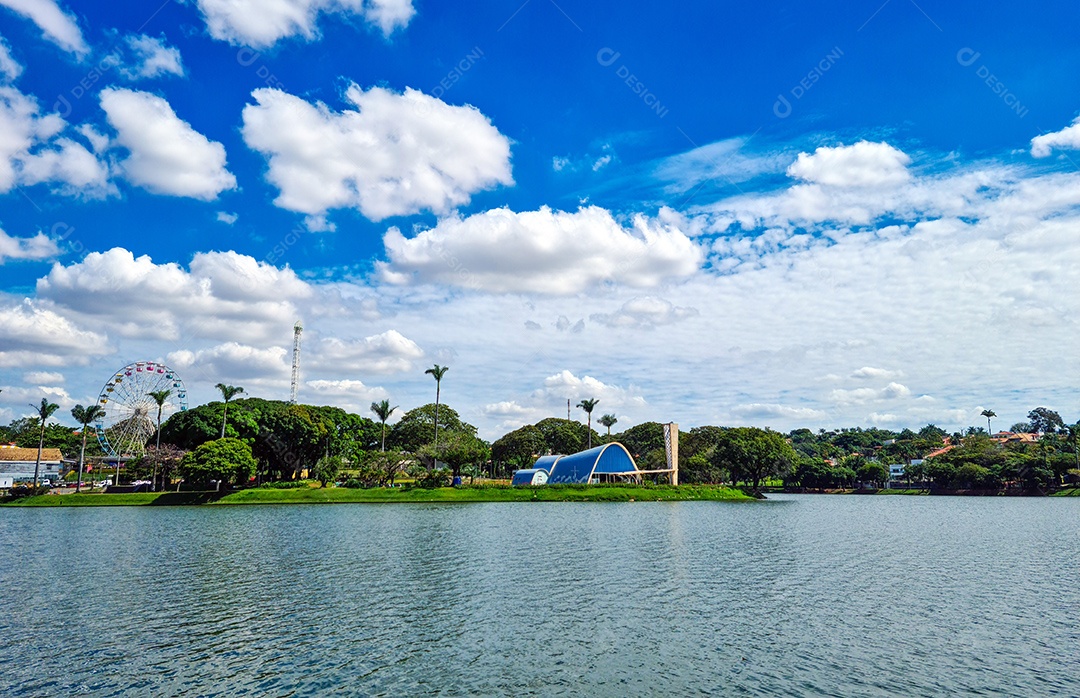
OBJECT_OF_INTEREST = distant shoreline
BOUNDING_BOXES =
[1,484,755,507]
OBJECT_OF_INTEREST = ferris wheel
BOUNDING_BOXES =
[95,361,188,458]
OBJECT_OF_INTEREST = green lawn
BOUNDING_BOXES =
[3,484,754,507]
[1051,487,1080,497]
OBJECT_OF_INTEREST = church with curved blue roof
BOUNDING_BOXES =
[511,443,640,485]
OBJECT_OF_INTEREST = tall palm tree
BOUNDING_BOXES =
[215,384,245,438]
[32,398,59,487]
[149,389,172,449]
[981,409,997,435]
[370,399,398,452]
[577,398,599,449]
[425,364,449,449]
[71,404,105,493]
[598,413,617,436]
[148,389,173,490]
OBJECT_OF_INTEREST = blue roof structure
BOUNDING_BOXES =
[545,443,639,484]
[510,469,548,486]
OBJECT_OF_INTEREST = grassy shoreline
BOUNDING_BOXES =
[2,484,754,507]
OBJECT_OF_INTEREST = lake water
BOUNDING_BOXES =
[2,495,1078,696]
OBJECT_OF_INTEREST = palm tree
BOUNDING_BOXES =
[370,399,398,452]
[598,413,617,436]
[32,398,60,487]
[577,398,599,449]
[981,409,997,435]
[425,364,449,449]
[71,404,105,493]
[149,389,172,449]
[215,384,245,438]
[148,389,173,490]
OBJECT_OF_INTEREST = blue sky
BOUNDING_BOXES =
[2,0,1080,438]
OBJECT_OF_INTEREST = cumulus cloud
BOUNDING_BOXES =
[241,84,512,222]
[167,342,290,382]
[23,370,63,384]
[0,36,21,80]
[196,0,414,47]
[851,366,902,380]
[730,403,827,422]
[0,0,87,56]
[304,379,388,408]
[379,206,703,294]
[787,140,911,187]
[1031,116,1080,158]
[99,87,236,200]
[590,296,698,329]
[0,228,58,263]
[216,211,238,225]
[312,329,424,374]
[0,299,111,367]
[829,382,912,405]
[0,85,109,195]
[37,248,311,342]
[115,34,185,80]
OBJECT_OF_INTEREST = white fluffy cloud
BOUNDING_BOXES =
[0,0,87,56]
[0,85,109,195]
[481,370,647,432]
[312,329,424,374]
[241,84,512,222]
[379,206,703,294]
[0,36,21,80]
[0,299,111,367]
[167,342,290,383]
[37,248,311,342]
[590,296,698,329]
[1031,116,1080,158]
[829,382,912,405]
[0,228,57,263]
[196,0,414,47]
[304,378,388,410]
[787,140,911,187]
[99,88,236,200]
[730,403,827,422]
[115,34,185,80]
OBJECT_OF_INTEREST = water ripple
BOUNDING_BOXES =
[1,496,1078,695]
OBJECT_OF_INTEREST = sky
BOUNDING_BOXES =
[2,0,1080,439]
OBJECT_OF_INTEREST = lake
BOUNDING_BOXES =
[2,494,1078,696]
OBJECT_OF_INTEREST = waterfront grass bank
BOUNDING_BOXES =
[2,484,754,507]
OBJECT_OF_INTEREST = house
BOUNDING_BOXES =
[0,445,64,483]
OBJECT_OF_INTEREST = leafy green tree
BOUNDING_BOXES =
[491,425,546,475]
[71,404,105,493]
[710,427,797,491]
[598,414,617,436]
[1027,407,1064,435]
[178,438,257,488]
[533,417,592,455]
[370,399,398,451]
[576,398,599,449]
[31,398,59,486]
[418,431,489,479]
[614,421,666,459]
[388,403,475,453]
[358,449,409,486]
[424,364,449,448]
[312,455,342,487]
[856,462,888,487]
[214,383,245,438]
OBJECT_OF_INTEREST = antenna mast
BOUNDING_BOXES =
[290,321,303,403]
